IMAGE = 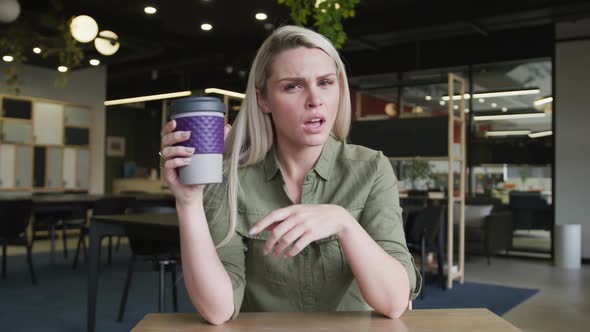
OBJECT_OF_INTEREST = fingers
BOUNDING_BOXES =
[160,120,176,137]
[249,207,294,235]
[263,218,298,255]
[224,123,232,141]
[163,157,192,170]
[161,130,191,149]
[161,146,195,160]
[270,224,307,257]
[285,233,314,257]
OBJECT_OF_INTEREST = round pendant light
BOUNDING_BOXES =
[70,15,99,43]
[94,30,120,56]
[0,0,21,23]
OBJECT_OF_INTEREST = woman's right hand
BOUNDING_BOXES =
[160,120,231,206]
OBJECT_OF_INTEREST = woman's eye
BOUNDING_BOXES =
[319,79,334,87]
[284,83,300,91]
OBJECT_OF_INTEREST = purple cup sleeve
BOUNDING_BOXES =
[174,115,225,154]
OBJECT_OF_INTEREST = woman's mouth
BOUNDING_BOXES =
[303,118,326,133]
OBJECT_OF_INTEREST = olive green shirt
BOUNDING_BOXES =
[204,135,422,318]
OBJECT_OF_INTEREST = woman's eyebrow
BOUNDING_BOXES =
[276,73,337,82]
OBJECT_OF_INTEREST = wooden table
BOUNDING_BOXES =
[131,309,521,332]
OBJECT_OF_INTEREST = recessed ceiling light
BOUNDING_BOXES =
[2,55,14,62]
[491,103,498,108]
[144,6,157,14]
[501,107,508,112]
[453,104,459,110]
[255,13,267,21]
[58,66,68,73]
[89,59,100,66]
[425,95,432,101]
[33,47,42,54]
[201,23,213,31]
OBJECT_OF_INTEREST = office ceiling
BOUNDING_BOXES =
[6,0,590,100]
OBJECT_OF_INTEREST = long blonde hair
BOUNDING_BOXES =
[215,25,352,247]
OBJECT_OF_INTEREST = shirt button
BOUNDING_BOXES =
[301,247,309,255]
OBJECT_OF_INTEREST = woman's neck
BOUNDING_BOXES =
[275,136,323,184]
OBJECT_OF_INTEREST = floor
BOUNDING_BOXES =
[5,236,589,332]
[465,256,589,332]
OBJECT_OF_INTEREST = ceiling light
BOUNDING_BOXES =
[2,55,14,62]
[205,88,245,99]
[478,98,485,103]
[474,113,546,121]
[425,95,432,101]
[89,59,100,66]
[486,130,531,137]
[104,91,192,106]
[501,107,508,112]
[528,130,553,138]
[464,108,470,113]
[94,30,120,56]
[439,100,445,106]
[144,6,157,14]
[255,13,267,21]
[491,103,497,108]
[534,96,553,107]
[33,47,42,54]
[443,88,540,101]
[453,105,459,110]
[70,15,99,43]
[201,23,213,31]
[58,66,68,73]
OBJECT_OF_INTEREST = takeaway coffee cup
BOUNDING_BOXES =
[169,96,226,185]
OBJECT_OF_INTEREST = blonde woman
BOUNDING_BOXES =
[159,25,421,325]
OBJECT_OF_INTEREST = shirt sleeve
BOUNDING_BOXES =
[203,183,247,319]
[357,153,422,300]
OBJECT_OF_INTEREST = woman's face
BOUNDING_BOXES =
[257,47,340,150]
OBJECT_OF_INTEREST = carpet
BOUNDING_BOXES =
[0,246,538,331]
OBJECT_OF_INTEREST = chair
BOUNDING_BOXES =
[405,206,446,298]
[117,203,179,321]
[72,196,136,269]
[456,198,514,265]
[509,191,552,231]
[0,199,37,285]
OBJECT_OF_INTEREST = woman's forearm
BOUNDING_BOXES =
[338,217,411,318]
[177,199,234,325]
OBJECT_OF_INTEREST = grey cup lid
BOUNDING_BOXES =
[169,96,226,115]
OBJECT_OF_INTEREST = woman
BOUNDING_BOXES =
[160,25,421,325]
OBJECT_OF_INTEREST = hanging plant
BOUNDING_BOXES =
[0,0,84,93]
[277,0,361,49]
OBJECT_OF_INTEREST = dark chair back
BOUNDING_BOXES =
[92,196,136,216]
[407,206,445,248]
[0,199,33,240]
[127,204,178,257]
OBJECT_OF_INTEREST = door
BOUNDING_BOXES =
[63,147,76,189]
[0,144,16,188]
[15,145,33,189]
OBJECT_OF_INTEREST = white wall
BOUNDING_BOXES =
[555,20,590,259]
[0,63,106,194]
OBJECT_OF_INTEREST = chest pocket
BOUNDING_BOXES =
[236,210,288,286]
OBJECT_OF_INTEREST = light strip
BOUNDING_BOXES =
[442,88,541,101]
[533,96,553,107]
[104,91,192,106]
[528,130,553,138]
[486,130,531,137]
[473,113,546,121]
[205,88,245,99]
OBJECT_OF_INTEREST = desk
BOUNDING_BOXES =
[131,309,521,332]
[88,212,178,332]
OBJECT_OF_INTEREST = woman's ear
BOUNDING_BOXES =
[256,89,271,114]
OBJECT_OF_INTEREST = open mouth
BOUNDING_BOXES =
[304,118,325,127]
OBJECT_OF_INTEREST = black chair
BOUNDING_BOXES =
[405,206,446,298]
[117,203,179,321]
[0,199,37,285]
[509,191,552,231]
[72,196,136,269]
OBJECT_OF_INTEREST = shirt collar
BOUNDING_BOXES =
[263,135,339,181]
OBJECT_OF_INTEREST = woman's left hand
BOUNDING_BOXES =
[249,204,353,257]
